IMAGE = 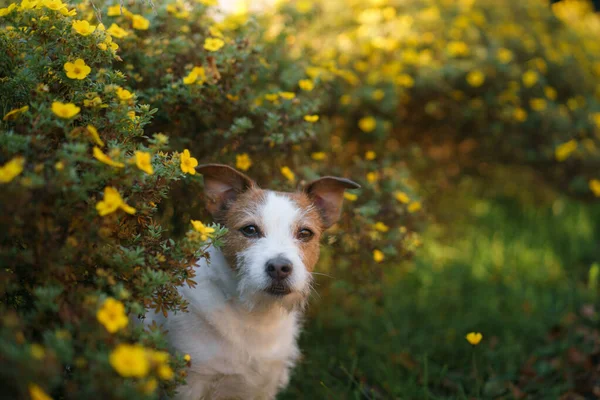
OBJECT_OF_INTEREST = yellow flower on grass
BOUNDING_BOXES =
[366,172,378,183]
[20,0,38,10]
[514,108,527,122]
[373,222,389,232]
[51,102,80,119]
[279,91,296,100]
[465,332,483,345]
[191,220,215,241]
[522,70,538,88]
[64,59,91,80]
[298,79,314,91]
[183,66,206,85]
[93,147,124,168]
[373,249,385,263]
[107,4,126,16]
[0,3,17,16]
[555,140,577,161]
[96,186,136,216]
[280,166,295,182]
[408,201,422,213]
[28,384,52,400]
[344,192,357,202]
[235,153,252,171]
[97,297,128,333]
[3,105,28,121]
[110,344,150,378]
[184,354,191,362]
[395,74,414,88]
[107,23,128,38]
[157,364,174,380]
[72,20,96,36]
[358,116,376,133]
[544,86,557,100]
[134,151,153,175]
[87,125,104,147]
[0,157,25,184]
[42,0,65,11]
[497,48,513,63]
[589,179,600,197]
[365,151,376,160]
[84,96,103,107]
[131,14,149,30]
[204,37,224,52]
[311,152,326,161]
[447,41,469,57]
[304,115,319,123]
[180,149,198,175]
[530,98,547,111]
[116,87,133,101]
[394,191,410,204]
[466,70,485,87]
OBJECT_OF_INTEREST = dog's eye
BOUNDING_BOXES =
[240,225,260,238]
[297,228,314,241]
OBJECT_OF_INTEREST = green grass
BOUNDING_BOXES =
[281,196,600,399]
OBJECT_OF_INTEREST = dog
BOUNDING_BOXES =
[146,164,360,400]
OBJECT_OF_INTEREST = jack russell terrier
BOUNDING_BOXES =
[146,164,360,400]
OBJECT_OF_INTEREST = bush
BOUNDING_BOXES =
[258,0,600,198]
[0,0,422,398]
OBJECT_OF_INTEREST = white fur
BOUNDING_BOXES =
[145,192,311,400]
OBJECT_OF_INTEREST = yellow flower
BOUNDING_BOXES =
[0,157,25,184]
[265,93,279,102]
[191,220,215,241]
[157,364,174,380]
[93,147,124,168]
[52,101,80,119]
[97,298,128,333]
[84,96,103,107]
[311,152,326,161]
[395,74,414,88]
[522,70,538,88]
[235,153,252,171]
[42,0,65,11]
[298,79,314,91]
[366,172,378,183]
[514,107,527,122]
[87,125,104,147]
[20,0,38,10]
[371,89,385,101]
[591,113,600,129]
[530,98,547,111]
[180,149,198,175]
[447,41,469,57]
[296,0,312,13]
[465,332,483,345]
[55,161,64,171]
[0,3,17,16]
[64,59,91,80]
[30,343,45,360]
[131,14,149,30]
[497,48,513,63]
[344,192,357,202]
[555,140,578,162]
[394,191,410,204]
[109,344,150,378]
[184,354,191,362]
[358,116,376,133]
[28,384,52,400]
[279,91,295,100]
[134,151,153,175]
[365,151,376,160]
[373,249,385,263]
[280,166,295,182]
[72,20,96,36]
[107,4,126,16]
[304,115,319,123]
[3,105,28,121]
[96,186,136,216]
[466,70,485,87]
[373,222,389,232]
[544,86,557,100]
[589,179,600,197]
[107,23,128,38]
[116,87,133,101]
[408,201,422,213]
[183,66,206,85]
[204,37,225,52]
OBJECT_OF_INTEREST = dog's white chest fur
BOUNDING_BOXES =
[147,248,301,400]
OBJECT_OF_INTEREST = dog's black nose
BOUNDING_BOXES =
[266,257,293,280]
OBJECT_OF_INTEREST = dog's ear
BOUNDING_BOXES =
[197,164,255,218]
[304,176,360,228]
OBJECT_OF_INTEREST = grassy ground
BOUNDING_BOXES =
[281,194,600,399]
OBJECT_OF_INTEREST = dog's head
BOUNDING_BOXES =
[198,164,359,310]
